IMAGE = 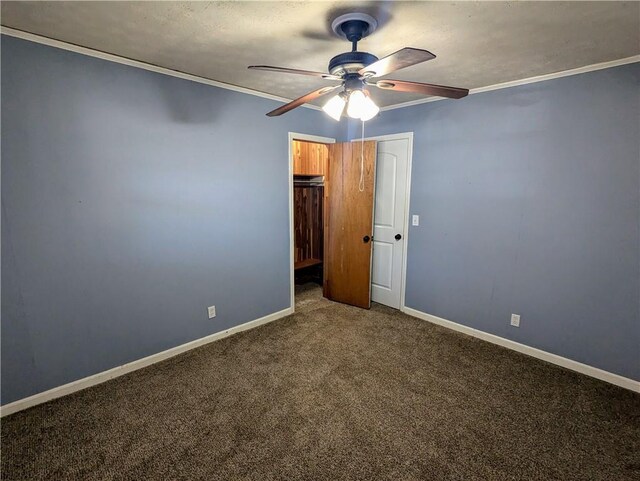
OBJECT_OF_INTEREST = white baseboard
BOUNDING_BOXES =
[0,307,293,417]
[402,307,640,393]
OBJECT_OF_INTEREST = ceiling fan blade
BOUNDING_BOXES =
[359,47,436,78]
[267,85,342,117]
[372,79,469,99]
[248,65,341,80]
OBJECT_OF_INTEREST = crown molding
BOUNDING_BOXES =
[2,26,638,113]
[0,26,322,111]
[380,54,640,111]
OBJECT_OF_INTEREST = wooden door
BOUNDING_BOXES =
[324,141,377,308]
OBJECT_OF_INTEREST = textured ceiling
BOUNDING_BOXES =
[2,1,639,108]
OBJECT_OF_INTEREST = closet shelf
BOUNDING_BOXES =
[294,258,323,270]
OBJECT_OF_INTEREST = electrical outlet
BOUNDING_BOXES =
[412,215,420,226]
[207,306,216,319]
[510,313,520,327]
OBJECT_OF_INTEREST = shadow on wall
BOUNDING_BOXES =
[151,68,231,124]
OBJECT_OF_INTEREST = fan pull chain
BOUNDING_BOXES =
[359,120,365,192]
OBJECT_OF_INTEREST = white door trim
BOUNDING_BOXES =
[288,132,336,311]
[352,132,414,311]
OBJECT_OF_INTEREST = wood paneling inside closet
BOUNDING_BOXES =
[294,184,324,270]
[293,141,328,176]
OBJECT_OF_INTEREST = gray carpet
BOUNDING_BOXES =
[2,284,639,481]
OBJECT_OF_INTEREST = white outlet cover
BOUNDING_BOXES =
[208,306,216,319]
[510,313,520,327]
[412,215,420,226]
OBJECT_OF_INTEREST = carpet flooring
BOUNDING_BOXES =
[2,284,639,481]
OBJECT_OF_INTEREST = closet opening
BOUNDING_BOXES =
[290,136,331,305]
[288,132,380,312]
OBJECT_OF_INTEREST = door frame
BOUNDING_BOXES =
[352,132,414,311]
[288,132,336,312]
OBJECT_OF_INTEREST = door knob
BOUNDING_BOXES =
[395,234,402,240]
[363,235,371,243]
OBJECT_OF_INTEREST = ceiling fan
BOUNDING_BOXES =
[248,13,469,121]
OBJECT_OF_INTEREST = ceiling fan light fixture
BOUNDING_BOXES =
[346,90,366,119]
[359,92,380,121]
[322,93,346,121]
[346,89,379,121]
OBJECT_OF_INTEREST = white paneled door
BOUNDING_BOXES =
[371,138,410,309]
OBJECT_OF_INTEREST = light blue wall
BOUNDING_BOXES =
[1,36,341,404]
[2,35,638,405]
[361,63,640,380]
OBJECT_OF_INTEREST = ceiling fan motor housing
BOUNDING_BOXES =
[328,51,378,77]
[343,75,368,93]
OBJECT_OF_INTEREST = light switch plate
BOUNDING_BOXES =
[412,215,420,226]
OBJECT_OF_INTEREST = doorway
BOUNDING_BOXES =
[288,133,335,312]
[290,135,377,310]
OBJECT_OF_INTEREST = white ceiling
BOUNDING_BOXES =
[2,1,639,108]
